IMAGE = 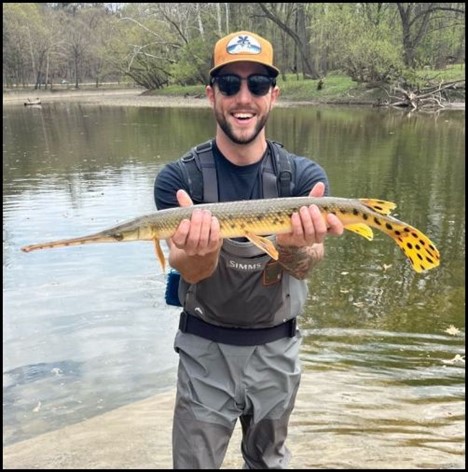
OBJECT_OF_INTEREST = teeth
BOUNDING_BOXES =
[234,113,253,119]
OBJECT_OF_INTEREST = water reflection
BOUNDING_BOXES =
[295,328,464,468]
[3,103,464,466]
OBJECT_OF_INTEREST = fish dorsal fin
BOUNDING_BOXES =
[344,223,374,241]
[358,199,396,216]
[245,232,279,260]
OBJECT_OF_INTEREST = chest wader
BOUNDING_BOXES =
[172,140,305,469]
[176,139,308,339]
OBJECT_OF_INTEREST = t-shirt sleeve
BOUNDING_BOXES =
[154,161,189,210]
[292,156,330,197]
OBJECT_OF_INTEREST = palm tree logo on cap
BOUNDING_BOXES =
[227,35,261,54]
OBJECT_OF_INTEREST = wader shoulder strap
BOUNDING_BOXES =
[179,139,293,202]
[196,140,218,203]
[179,139,218,203]
[265,140,294,198]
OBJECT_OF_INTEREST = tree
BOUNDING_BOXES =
[396,3,465,68]
[2,2,465,90]
[258,3,321,79]
[319,4,404,83]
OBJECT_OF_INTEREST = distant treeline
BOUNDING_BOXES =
[2,3,465,90]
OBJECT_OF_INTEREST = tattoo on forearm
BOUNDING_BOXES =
[277,244,324,279]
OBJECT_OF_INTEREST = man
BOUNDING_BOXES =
[154,31,343,469]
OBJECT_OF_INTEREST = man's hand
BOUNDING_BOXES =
[170,190,222,257]
[276,182,344,248]
[168,190,222,283]
[274,182,344,279]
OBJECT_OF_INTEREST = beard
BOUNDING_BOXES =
[214,108,269,145]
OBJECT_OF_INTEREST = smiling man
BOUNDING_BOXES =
[154,31,343,469]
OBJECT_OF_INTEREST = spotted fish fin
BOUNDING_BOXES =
[386,223,440,273]
[246,232,279,260]
[359,199,397,216]
[344,223,374,241]
[153,238,166,273]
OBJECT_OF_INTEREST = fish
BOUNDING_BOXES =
[21,196,440,273]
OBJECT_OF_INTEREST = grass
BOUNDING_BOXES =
[8,67,461,104]
[147,66,465,103]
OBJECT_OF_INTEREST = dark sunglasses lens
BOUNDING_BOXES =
[215,75,273,96]
[217,76,241,96]
[248,76,273,96]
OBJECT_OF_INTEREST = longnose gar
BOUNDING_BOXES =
[21,197,440,273]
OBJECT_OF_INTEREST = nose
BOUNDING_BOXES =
[235,79,253,102]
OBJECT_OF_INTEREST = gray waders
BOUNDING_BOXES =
[172,331,302,469]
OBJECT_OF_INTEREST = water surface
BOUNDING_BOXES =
[3,102,464,467]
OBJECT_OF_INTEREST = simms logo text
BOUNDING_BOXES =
[228,260,263,271]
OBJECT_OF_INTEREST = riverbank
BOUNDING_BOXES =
[3,88,212,108]
[3,87,465,110]
[4,369,463,469]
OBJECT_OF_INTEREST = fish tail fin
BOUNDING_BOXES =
[358,199,440,273]
[385,222,440,273]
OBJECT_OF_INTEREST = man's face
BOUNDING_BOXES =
[207,62,279,145]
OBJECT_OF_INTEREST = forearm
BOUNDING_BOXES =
[277,242,325,280]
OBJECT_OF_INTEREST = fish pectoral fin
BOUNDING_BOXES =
[245,232,279,260]
[344,223,374,241]
[359,199,396,216]
[153,238,166,273]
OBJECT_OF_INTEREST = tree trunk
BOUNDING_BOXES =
[44,51,50,90]
[259,3,320,79]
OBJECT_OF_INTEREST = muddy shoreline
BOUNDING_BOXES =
[4,88,464,110]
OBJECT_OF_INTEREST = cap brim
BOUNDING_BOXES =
[210,59,279,78]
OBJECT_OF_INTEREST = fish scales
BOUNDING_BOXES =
[21,196,440,273]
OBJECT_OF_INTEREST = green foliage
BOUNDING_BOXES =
[416,18,465,70]
[147,68,464,103]
[398,64,466,90]
[276,74,356,101]
[2,3,465,91]
[148,73,370,102]
[168,36,211,86]
[319,4,405,83]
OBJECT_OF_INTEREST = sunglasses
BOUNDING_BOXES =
[210,74,276,97]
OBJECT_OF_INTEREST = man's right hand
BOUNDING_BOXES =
[171,190,222,257]
[168,190,222,283]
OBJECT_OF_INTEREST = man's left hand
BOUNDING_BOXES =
[276,182,344,248]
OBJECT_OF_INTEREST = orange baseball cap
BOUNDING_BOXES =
[209,31,280,77]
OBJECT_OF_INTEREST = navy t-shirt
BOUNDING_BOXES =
[154,141,329,210]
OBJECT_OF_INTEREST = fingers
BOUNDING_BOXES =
[277,204,328,247]
[171,190,221,257]
[277,202,345,248]
[309,182,325,198]
[176,189,193,207]
[292,205,328,245]
[277,182,326,246]
[171,209,221,257]
[326,213,344,236]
